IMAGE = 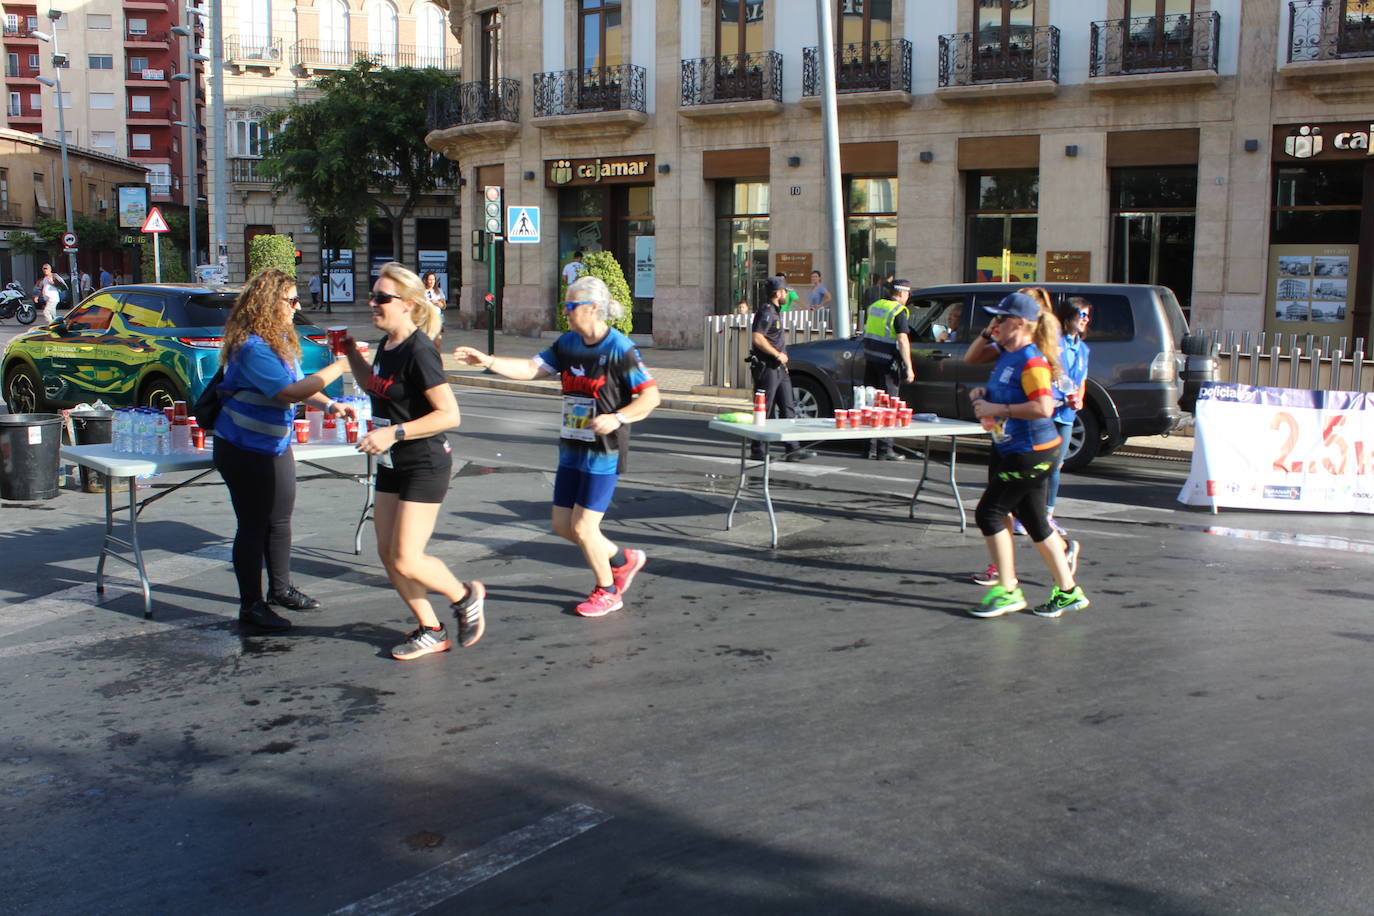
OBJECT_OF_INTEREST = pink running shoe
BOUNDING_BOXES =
[971,564,999,586]
[576,586,624,618]
[612,549,647,595]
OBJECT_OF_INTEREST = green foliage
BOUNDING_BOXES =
[139,237,187,282]
[73,216,119,252]
[556,250,634,335]
[249,235,297,279]
[260,60,460,263]
[7,229,39,256]
[34,218,66,246]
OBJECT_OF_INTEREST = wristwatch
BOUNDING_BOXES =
[394,424,407,441]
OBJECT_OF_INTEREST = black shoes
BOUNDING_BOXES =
[239,600,292,633]
[267,585,321,610]
[784,448,816,462]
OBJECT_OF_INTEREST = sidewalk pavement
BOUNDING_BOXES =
[315,304,1194,461]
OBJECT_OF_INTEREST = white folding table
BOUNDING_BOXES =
[707,417,990,548]
[59,442,376,619]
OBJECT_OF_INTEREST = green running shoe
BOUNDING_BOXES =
[969,583,1027,618]
[1032,585,1091,618]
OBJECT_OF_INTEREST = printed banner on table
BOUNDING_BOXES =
[1179,381,1374,513]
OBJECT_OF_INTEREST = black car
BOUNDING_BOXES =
[785,283,1218,470]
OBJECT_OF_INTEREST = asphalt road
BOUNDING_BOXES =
[3,386,1374,914]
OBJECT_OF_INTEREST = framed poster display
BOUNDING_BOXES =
[1264,244,1356,337]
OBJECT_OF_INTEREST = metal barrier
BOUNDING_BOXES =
[703,312,834,389]
[1198,328,1373,392]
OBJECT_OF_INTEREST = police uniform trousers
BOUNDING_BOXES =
[863,355,902,456]
[751,362,801,457]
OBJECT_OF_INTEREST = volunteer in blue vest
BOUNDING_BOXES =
[213,269,355,633]
[861,279,915,460]
[749,276,816,463]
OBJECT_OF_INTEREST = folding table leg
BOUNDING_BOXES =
[354,454,375,554]
[949,437,967,531]
[725,439,748,531]
[761,448,777,548]
[909,436,933,519]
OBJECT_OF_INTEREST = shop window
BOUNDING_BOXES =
[846,176,898,308]
[965,169,1038,282]
[715,179,770,313]
[1271,162,1363,245]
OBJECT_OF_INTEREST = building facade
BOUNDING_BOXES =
[207,0,461,295]
[0,126,148,286]
[427,0,1374,347]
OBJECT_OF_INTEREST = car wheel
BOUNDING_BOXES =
[1061,407,1102,472]
[140,375,186,411]
[4,363,43,413]
[789,373,832,419]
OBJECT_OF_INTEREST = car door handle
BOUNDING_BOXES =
[929,352,949,360]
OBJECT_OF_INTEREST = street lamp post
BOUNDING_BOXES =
[172,23,207,279]
[32,9,78,299]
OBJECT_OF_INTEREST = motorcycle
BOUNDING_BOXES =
[0,281,37,325]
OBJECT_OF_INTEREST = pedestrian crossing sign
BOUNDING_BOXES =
[506,206,540,244]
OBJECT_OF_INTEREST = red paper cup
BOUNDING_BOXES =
[172,400,188,421]
[345,420,359,444]
[162,406,175,422]
[191,426,206,450]
[861,407,874,427]
[294,419,310,444]
[898,408,912,427]
[834,411,847,430]
[327,326,349,356]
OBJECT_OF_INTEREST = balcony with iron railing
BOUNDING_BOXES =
[1287,0,1374,74]
[425,78,520,157]
[801,38,912,108]
[938,25,1060,98]
[125,29,171,44]
[128,105,174,121]
[5,64,41,80]
[3,24,37,39]
[230,158,271,184]
[224,36,285,66]
[1088,12,1220,90]
[531,63,647,135]
[0,202,21,226]
[680,51,783,119]
[292,39,460,72]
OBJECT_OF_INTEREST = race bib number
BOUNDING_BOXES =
[561,395,597,442]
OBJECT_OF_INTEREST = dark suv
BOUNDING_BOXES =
[784,283,1217,469]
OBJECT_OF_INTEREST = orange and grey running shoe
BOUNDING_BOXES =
[451,581,486,648]
[391,626,451,661]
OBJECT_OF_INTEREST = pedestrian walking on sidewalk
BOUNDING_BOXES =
[345,262,484,660]
[453,275,661,618]
[212,269,354,633]
[965,291,1089,620]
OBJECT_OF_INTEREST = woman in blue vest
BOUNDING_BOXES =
[214,269,353,633]
[965,291,1089,619]
[1046,296,1092,537]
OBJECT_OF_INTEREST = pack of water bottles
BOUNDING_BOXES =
[112,407,171,455]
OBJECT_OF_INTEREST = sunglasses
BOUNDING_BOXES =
[565,300,594,312]
[1078,310,1092,320]
[369,291,401,305]
[283,295,299,305]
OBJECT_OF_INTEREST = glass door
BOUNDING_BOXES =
[975,0,1035,82]
[1111,212,1196,315]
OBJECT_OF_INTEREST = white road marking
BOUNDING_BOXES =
[330,804,611,916]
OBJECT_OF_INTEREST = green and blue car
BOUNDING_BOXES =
[1,284,342,412]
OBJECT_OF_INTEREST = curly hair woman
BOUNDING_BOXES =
[214,269,353,633]
[343,262,484,660]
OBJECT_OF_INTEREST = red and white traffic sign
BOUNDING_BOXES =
[61,231,77,248]
[141,207,170,234]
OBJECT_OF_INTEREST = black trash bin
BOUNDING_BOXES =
[70,410,114,493]
[0,413,63,501]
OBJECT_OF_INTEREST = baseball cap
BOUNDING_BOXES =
[765,276,788,294]
[984,292,1041,321]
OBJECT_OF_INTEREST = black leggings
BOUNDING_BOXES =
[975,449,1056,542]
[214,437,296,607]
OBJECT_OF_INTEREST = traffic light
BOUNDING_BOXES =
[483,186,503,235]
[294,248,303,265]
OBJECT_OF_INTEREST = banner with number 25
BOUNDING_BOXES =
[1179,382,1374,513]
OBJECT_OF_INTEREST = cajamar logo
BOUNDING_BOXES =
[550,160,573,185]
[1285,126,1323,160]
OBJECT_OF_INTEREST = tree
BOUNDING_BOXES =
[557,250,634,335]
[249,234,297,279]
[260,60,460,266]
[140,237,187,282]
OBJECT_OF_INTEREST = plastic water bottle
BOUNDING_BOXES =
[154,413,170,455]
[139,409,155,454]
[112,409,128,453]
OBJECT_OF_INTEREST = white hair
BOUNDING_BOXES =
[567,275,625,322]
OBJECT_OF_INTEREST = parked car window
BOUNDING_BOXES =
[910,295,967,343]
[63,294,118,331]
[175,292,240,327]
[119,292,169,328]
[1068,292,1134,342]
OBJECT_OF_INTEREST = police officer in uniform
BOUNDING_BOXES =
[750,276,815,463]
[862,278,915,460]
